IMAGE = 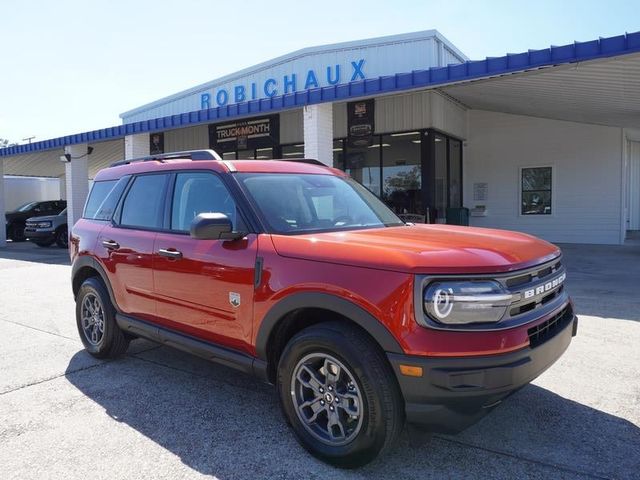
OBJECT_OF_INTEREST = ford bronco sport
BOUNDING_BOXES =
[70,149,577,467]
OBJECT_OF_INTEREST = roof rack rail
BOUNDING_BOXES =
[110,149,222,167]
[279,158,326,166]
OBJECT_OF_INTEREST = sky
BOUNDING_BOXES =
[1,0,639,144]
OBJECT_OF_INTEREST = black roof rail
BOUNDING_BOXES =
[279,158,327,166]
[110,149,222,167]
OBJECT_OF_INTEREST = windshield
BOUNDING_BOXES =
[16,201,39,212]
[238,173,404,234]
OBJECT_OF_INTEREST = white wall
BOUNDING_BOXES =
[464,110,623,245]
[3,176,61,212]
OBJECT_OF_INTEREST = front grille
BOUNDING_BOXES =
[527,305,573,348]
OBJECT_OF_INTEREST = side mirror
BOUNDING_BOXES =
[190,213,245,241]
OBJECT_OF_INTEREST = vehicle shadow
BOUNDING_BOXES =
[0,241,69,266]
[65,347,640,480]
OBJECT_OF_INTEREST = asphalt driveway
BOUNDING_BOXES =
[0,241,638,479]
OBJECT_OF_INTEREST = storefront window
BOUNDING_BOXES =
[449,139,462,208]
[345,137,381,196]
[282,144,304,159]
[382,132,422,215]
[433,133,448,221]
[521,166,552,215]
[333,139,344,168]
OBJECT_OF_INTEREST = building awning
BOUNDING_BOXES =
[440,52,640,128]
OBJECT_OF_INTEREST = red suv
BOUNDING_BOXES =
[70,150,577,467]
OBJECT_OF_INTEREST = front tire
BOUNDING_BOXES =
[75,277,129,358]
[55,225,68,248]
[277,321,404,468]
[8,223,26,242]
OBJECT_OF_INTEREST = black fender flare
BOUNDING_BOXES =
[71,256,120,311]
[254,292,404,361]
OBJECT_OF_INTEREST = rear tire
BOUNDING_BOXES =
[277,321,404,468]
[55,225,68,248]
[75,277,129,358]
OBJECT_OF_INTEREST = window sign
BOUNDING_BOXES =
[347,99,375,148]
[150,132,164,155]
[521,167,552,215]
[209,115,279,153]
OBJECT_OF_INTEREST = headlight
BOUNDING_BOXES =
[34,221,52,228]
[423,280,513,325]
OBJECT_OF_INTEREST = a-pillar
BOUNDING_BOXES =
[124,133,150,160]
[0,158,5,247]
[303,104,333,166]
[65,144,89,231]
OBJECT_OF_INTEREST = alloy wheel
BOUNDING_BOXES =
[290,353,364,447]
[80,292,105,345]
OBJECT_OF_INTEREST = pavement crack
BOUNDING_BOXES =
[433,435,612,480]
[0,318,77,342]
[0,361,110,396]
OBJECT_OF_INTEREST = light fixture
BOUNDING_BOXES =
[390,132,419,137]
[283,152,303,156]
[411,140,421,144]
[59,146,94,162]
[368,143,391,148]
[255,148,272,152]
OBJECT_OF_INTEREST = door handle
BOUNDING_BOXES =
[102,239,120,249]
[158,248,183,259]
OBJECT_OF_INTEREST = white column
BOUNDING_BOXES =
[0,159,5,247]
[124,133,150,160]
[303,104,334,166]
[65,144,90,232]
[59,173,66,200]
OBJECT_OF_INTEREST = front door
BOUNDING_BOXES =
[153,171,257,354]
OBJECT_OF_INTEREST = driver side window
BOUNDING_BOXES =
[171,172,243,232]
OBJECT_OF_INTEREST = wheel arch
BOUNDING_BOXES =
[255,292,404,383]
[71,256,119,311]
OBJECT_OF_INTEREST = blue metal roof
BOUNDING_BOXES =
[2,30,640,158]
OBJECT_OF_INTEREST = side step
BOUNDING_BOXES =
[116,313,268,380]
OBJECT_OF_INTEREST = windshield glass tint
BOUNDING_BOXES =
[238,173,403,234]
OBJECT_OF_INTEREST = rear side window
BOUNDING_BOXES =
[83,178,129,220]
[120,174,169,229]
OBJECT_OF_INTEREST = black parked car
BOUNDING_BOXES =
[5,200,67,242]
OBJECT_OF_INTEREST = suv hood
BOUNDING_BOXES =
[25,213,59,222]
[269,224,560,274]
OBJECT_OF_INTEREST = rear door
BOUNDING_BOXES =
[98,173,170,322]
[153,171,257,354]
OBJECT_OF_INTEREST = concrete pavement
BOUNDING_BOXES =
[0,241,638,479]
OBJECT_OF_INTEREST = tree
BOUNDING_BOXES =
[0,138,17,149]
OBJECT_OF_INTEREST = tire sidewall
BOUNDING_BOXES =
[277,328,391,466]
[55,226,68,248]
[75,277,118,356]
[9,223,25,242]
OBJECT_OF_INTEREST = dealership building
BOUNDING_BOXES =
[1,29,639,246]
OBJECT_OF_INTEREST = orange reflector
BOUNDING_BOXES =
[399,365,423,377]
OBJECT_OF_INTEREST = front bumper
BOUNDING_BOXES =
[24,228,55,241]
[387,306,578,433]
